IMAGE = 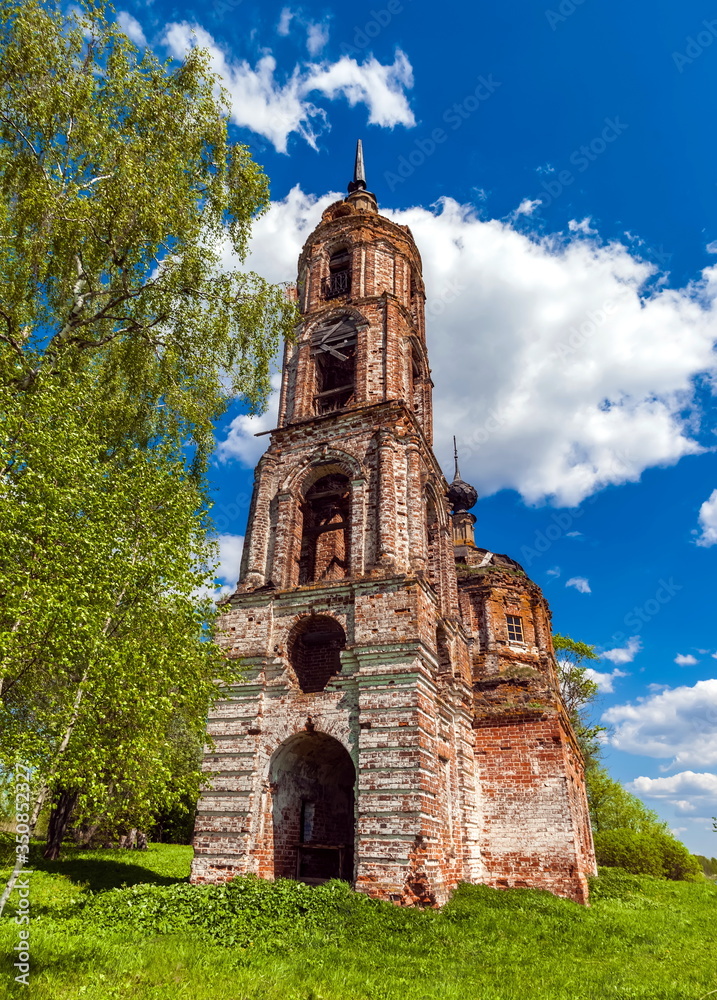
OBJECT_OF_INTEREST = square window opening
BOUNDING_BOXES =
[506,615,524,643]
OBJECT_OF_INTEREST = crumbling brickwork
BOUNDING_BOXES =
[191,152,596,905]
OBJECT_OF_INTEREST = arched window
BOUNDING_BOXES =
[288,615,347,693]
[311,316,358,414]
[322,246,351,299]
[299,473,351,584]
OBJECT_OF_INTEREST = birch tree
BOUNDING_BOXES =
[0,0,295,906]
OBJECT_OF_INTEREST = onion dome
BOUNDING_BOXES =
[447,437,478,512]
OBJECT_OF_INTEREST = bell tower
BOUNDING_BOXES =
[191,143,595,905]
[191,143,481,904]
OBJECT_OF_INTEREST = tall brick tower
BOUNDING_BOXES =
[191,144,595,904]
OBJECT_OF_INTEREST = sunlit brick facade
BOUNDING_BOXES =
[190,145,596,905]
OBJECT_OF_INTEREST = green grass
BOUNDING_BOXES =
[1,843,716,1000]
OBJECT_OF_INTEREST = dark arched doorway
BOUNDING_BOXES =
[270,732,355,885]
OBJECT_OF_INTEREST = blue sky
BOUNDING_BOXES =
[121,0,717,853]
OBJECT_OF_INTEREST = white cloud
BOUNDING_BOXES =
[568,217,597,235]
[194,533,244,602]
[566,576,591,593]
[603,679,717,768]
[304,51,414,129]
[695,489,717,547]
[117,10,147,46]
[515,198,541,217]
[163,24,414,152]
[584,667,627,693]
[707,240,717,255]
[216,533,245,587]
[675,653,699,666]
[218,373,282,467]
[277,7,294,35]
[546,566,561,578]
[566,531,582,537]
[602,636,642,665]
[306,22,330,56]
[214,189,717,506]
[628,772,717,817]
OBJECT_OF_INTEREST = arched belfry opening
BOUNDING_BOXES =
[311,315,358,414]
[270,732,356,884]
[288,615,346,693]
[323,245,351,299]
[299,473,351,584]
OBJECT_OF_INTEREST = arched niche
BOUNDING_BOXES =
[425,487,441,589]
[288,615,346,693]
[436,624,451,675]
[406,336,429,426]
[270,731,355,884]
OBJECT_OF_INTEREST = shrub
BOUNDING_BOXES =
[694,854,717,877]
[594,829,663,876]
[87,875,377,948]
[594,828,702,880]
[653,833,702,881]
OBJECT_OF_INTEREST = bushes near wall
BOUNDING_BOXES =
[593,828,702,880]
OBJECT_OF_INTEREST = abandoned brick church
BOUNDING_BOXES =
[190,143,596,905]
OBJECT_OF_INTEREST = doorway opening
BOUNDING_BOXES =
[270,732,356,884]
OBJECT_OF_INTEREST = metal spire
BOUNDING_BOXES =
[348,139,366,193]
[453,436,461,481]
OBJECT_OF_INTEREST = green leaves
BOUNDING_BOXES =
[0,0,289,844]
[0,373,230,830]
[0,0,296,466]
[553,633,604,767]
[593,830,702,881]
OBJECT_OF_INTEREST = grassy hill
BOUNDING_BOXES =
[1,841,716,1000]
